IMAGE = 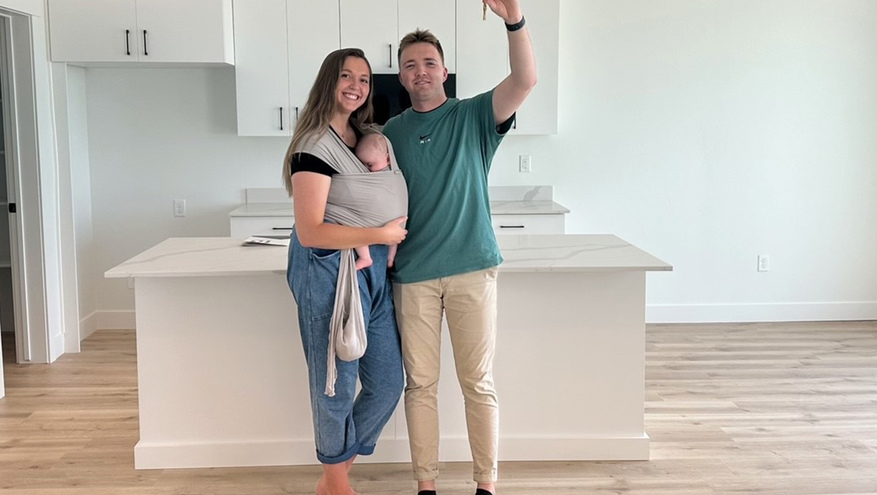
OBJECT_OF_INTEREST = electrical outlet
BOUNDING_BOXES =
[173,199,187,217]
[757,254,770,272]
[519,154,532,173]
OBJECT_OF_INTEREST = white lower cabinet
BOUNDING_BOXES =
[230,216,294,239]
[231,212,563,239]
[492,214,565,235]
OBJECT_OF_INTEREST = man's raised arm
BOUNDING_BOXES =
[485,0,537,126]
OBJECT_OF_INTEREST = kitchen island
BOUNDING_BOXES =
[106,235,671,469]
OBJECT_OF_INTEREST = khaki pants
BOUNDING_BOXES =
[393,267,499,484]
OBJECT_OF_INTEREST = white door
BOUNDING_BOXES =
[233,0,290,136]
[288,0,341,125]
[135,0,233,63]
[47,0,137,63]
[398,0,456,72]
[340,0,397,74]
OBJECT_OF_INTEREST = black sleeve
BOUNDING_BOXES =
[290,153,338,177]
[496,113,516,135]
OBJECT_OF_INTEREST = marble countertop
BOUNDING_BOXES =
[230,200,569,217]
[105,235,671,279]
[490,200,569,215]
[229,203,294,217]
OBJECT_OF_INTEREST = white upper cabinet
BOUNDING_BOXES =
[233,0,341,136]
[48,0,138,63]
[288,0,341,117]
[233,0,290,136]
[456,0,559,134]
[340,0,455,74]
[398,0,455,72]
[134,0,234,63]
[47,0,234,64]
[340,0,398,74]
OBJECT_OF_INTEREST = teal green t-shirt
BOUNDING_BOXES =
[383,91,506,284]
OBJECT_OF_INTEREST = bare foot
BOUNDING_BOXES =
[317,463,359,495]
[354,257,372,270]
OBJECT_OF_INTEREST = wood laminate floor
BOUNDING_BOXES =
[1,322,876,494]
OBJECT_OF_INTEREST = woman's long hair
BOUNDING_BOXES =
[282,48,375,196]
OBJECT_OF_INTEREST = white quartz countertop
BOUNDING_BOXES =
[229,200,569,217]
[229,203,294,217]
[105,235,671,279]
[490,200,569,215]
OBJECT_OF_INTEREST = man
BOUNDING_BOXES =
[381,1,536,494]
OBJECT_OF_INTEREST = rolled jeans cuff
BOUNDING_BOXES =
[317,443,360,465]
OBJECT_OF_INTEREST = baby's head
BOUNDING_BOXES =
[355,133,391,172]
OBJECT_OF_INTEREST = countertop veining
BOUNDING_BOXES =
[106,235,671,279]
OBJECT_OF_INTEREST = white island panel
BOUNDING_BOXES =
[108,235,670,469]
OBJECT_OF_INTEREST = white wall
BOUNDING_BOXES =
[84,1,877,324]
[85,68,288,319]
[67,66,95,339]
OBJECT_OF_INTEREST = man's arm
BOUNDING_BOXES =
[485,0,537,126]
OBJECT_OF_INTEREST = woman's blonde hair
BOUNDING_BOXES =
[282,48,375,196]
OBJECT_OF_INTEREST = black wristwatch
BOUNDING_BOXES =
[505,16,526,32]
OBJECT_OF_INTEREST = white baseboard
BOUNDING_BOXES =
[647,301,877,324]
[78,311,99,341]
[95,310,136,330]
[134,435,649,470]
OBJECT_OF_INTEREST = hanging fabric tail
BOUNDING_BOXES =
[325,248,367,396]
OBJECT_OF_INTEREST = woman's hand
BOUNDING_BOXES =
[483,0,523,24]
[380,217,408,245]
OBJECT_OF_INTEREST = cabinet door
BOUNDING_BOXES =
[455,0,507,98]
[288,0,341,121]
[456,0,558,135]
[512,0,559,135]
[135,0,234,63]
[48,0,137,63]
[340,0,398,74]
[398,0,456,72]
[233,0,291,136]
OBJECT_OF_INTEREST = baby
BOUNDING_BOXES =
[353,133,397,270]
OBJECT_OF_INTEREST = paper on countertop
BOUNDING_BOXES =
[242,236,290,247]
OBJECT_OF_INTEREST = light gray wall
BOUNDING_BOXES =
[84,1,877,323]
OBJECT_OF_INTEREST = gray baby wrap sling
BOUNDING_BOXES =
[297,129,408,397]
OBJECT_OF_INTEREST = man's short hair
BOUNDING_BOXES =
[397,29,445,66]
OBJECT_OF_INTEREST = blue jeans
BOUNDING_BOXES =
[287,227,404,464]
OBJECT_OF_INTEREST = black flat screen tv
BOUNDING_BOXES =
[371,73,456,125]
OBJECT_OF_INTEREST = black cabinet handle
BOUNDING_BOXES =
[279,107,284,131]
[272,227,293,231]
[142,30,148,56]
[125,29,131,55]
[388,44,393,68]
[294,106,299,122]
[499,225,525,229]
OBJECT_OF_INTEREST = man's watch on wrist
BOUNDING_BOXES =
[505,16,526,32]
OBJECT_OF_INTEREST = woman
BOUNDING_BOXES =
[283,48,408,495]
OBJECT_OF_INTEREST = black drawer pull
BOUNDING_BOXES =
[499,225,525,229]
[271,227,293,231]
